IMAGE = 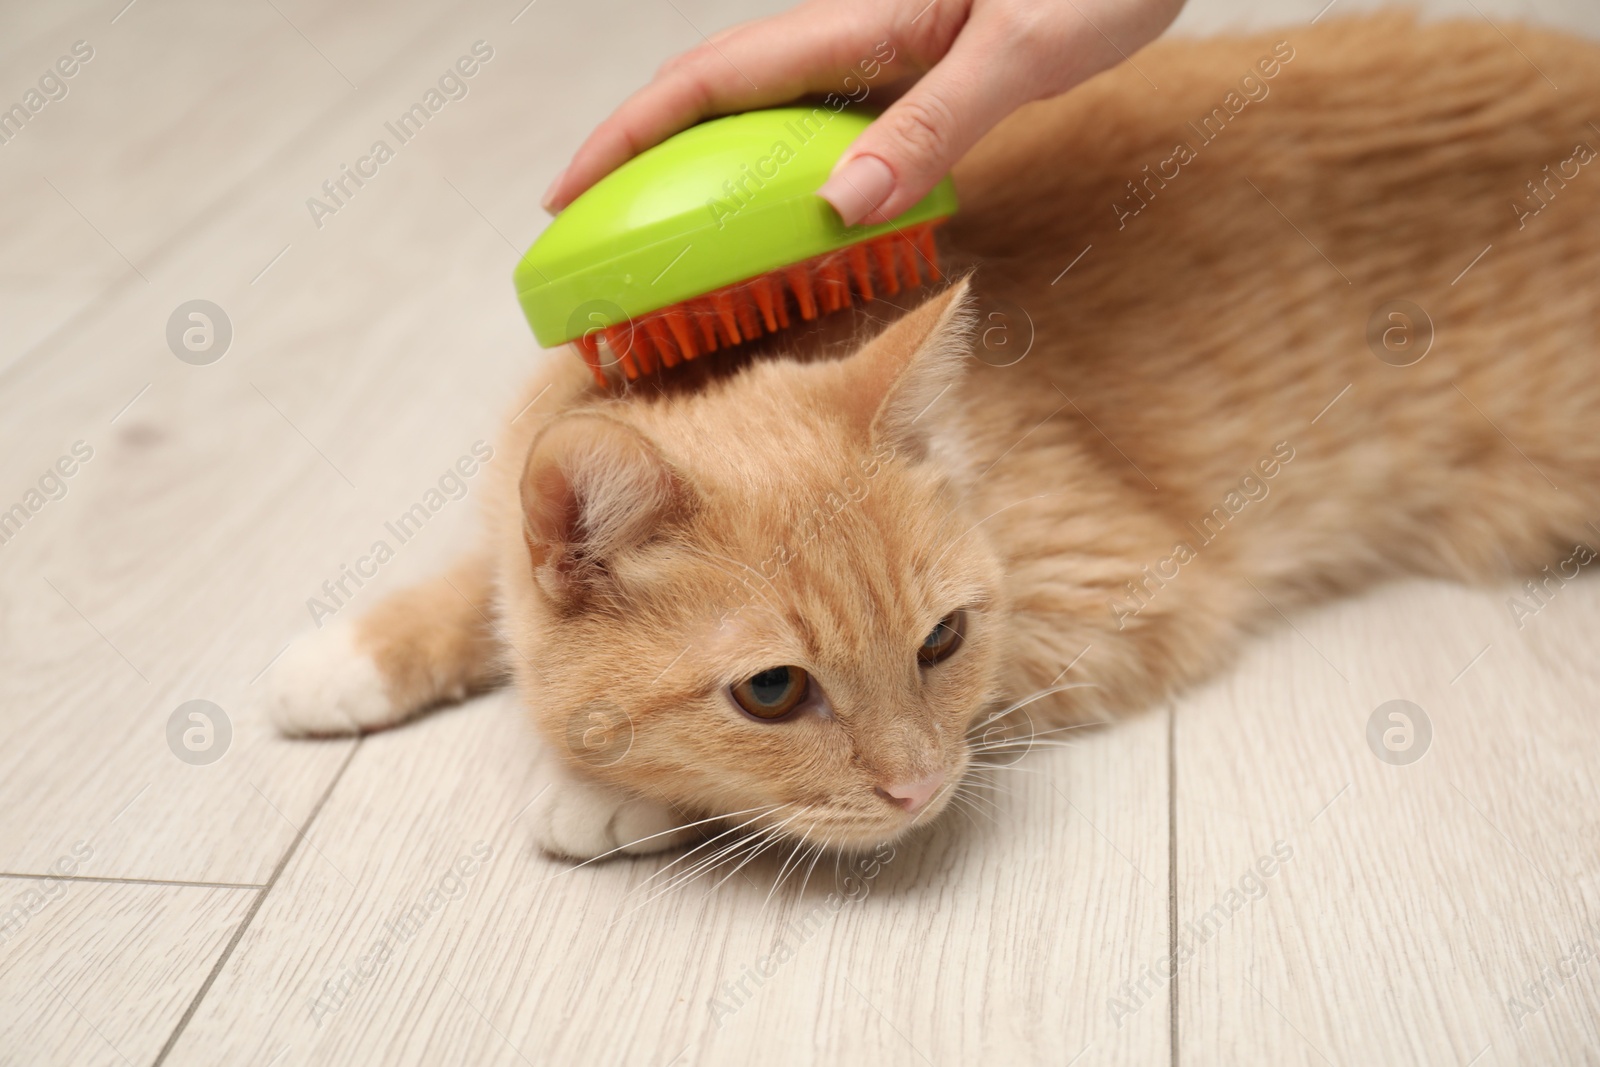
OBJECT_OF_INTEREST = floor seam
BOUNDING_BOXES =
[0,873,267,890]
[1168,703,1179,1067]
[148,738,363,1067]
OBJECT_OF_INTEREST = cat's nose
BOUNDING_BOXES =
[874,772,946,815]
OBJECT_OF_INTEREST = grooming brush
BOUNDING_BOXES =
[515,106,958,388]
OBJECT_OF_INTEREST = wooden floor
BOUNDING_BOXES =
[3,0,1598,1063]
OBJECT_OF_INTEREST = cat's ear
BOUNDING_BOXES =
[520,414,691,602]
[832,277,976,459]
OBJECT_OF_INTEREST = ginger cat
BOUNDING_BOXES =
[268,14,1600,860]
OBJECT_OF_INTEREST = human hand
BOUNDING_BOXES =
[542,0,1185,225]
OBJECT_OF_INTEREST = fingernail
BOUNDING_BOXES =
[541,167,567,213]
[817,155,894,227]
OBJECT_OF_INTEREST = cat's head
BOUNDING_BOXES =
[504,281,1009,850]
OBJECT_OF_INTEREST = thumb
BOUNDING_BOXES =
[816,31,1036,226]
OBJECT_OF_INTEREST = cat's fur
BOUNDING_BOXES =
[268,14,1600,859]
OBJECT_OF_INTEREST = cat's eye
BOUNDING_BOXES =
[918,610,966,665]
[730,665,810,721]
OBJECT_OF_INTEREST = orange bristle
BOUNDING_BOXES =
[692,299,720,352]
[848,243,874,302]
[576,332,607,388]
[734,290,761,339]
[636,323,661,376]
[787,265,818,320]
[773,285,791,329]
[915,226,941,280]
[751,277,779,332]
[603,324,638,379]
[712,292,742,345]
[899,235,921,287]
[871,236,901,295]
[576,220,946,388]
[821,257,851,312]
[644,317,678,367]
[664,308,698,360]
[816,260,837,313]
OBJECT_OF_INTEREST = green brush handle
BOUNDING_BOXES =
[515,106,958,347]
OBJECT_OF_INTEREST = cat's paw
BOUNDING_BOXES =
[265,624,397,737]
[528,761,696,860]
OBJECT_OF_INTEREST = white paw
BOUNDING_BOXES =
[528,757,696,860]
[265,624,396,737]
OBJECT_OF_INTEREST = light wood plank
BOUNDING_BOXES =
[1175,579,1600,1066]
[0,0,526,375]
[0,878,254,1066]
[161,693,1171,1065]
[0,0,708,885]
[4,0,1597,1061]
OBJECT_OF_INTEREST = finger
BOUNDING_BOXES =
[817,2,1129,225]
[813,23,1046,224]
[544,3,916,212]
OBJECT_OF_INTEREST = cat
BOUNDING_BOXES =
[267,13,1600,861]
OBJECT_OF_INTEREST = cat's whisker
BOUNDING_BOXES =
[960,771,1024,796]
[1033,724,1110,739]
[965,738,1087,757]
[640,829,770,907]
[949,788,997,826]
[949,781,992,807]
[796,835,831,898]
[660,816,788,894]
[664,803,816,902]
[760,820,823,914]
[998,720,1110,738]
[958,767,1020,799]
[971,784,1017,804]
[910,775,962,828]
[705,807,811,895]
[956,771,1018,798]
[605,827,783,928]
[964,683,1100,737]
[949,784,1001,823]
[769,834,820,904]
[971,738,1087,751]
[948,795,980,830]
[539,803,776,882]
[758,844,807,918]
[695,833,776,899]
[634,804,788,894]
[636,805,782,888]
